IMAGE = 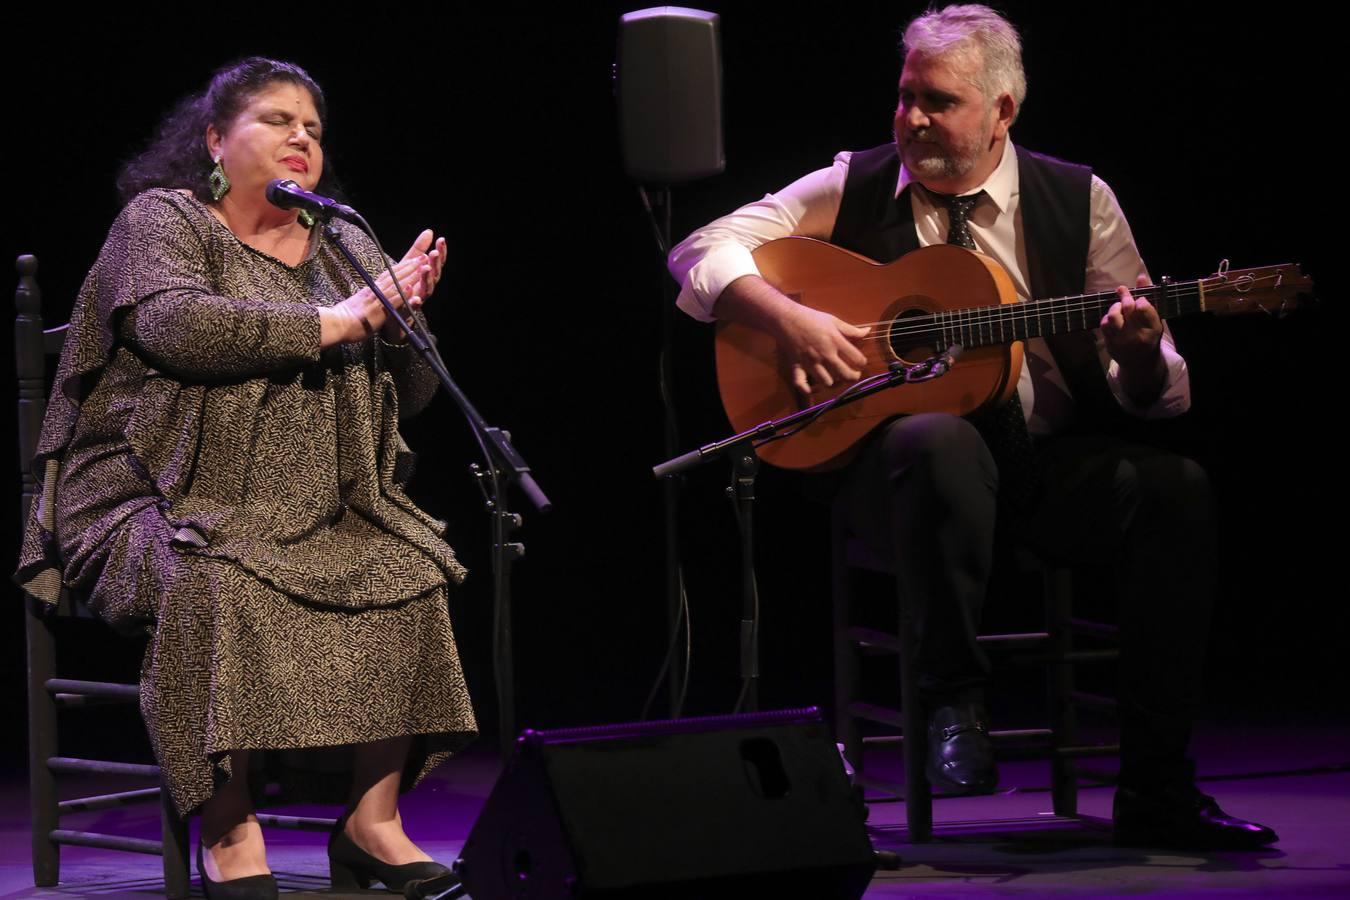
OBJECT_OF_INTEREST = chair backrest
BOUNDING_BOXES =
[15,254,75,614]
[16,254,47,527]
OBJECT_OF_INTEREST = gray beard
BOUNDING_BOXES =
[906,148,968,180]
[897,123,992,182]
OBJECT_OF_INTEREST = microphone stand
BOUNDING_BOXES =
[322,217,552,762]
[652,346,963,713]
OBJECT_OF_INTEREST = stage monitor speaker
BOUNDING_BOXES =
[456,707,875,899]
[616,7,726,184]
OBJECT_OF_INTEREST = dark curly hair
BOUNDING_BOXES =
[116,57,342,204]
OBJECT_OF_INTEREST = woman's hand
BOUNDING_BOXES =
[379,230,447,342]
[317,230,448,347]
[403,229,447,300]
[318,254,426,347]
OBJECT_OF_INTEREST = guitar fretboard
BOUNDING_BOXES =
[898,280,1207,350]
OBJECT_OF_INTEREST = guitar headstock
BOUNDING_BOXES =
[1201,260,1314,317]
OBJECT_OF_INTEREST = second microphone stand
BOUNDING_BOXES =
[654,345,963,713]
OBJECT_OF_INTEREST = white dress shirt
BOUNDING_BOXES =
[669,140,1190,433]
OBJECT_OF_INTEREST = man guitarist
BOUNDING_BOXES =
[668,4,1276,850]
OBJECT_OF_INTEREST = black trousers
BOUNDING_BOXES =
[843,413,1216,789]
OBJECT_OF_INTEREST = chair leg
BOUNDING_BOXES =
[898,597,932,841]
[26,598,60,886]
[160,781,190,899]
[1045,565,1079,817]
[831,509,862,771]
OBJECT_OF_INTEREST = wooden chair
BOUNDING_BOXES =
[16,254,335,897]
[830,500,1121,842]
[16,253,191,896]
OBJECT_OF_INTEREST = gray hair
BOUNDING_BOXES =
[901,4,1027,113]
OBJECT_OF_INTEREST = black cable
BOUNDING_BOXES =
[635,185,693,720]
[640,567,691,721]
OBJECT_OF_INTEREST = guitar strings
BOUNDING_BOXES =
[833,272,1289,343]
[870,271,1284,332]
[851,284,1206,334]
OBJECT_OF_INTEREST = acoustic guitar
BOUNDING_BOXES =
[715,238,1311,471]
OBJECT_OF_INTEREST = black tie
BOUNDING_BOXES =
[934,190,1037,511]
[939,192,981,250]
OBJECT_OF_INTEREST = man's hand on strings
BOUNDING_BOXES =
[712,274,870,397]
[778,303,871,397]
[1101,273,1167,405]
[1101,274,1164,368]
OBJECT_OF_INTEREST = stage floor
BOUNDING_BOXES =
[2,712,1346,899]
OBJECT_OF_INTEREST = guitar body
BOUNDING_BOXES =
[716,239,1025,471]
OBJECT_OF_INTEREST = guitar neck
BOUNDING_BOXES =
[936,278,1207,349]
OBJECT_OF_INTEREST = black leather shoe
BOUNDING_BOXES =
[926,703,998,795]
[329,818,453,893]
[1114,784,1279,851]
[197,841,278,900]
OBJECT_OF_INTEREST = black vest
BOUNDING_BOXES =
[829,143,1120,428]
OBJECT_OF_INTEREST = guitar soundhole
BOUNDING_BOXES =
[887,304,945,365]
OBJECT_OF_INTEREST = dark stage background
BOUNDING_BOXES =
[2,5,1339,769]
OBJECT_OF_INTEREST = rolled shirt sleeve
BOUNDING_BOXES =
[1085,176,1191,419]
[668,153,851,321]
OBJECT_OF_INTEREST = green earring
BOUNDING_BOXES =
[208,155,230,201]
[297,210,316,229]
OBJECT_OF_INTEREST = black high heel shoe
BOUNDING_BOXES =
[328,817,452,893]
[197,840,278,900]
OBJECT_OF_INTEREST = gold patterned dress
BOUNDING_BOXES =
[16,189,477,815]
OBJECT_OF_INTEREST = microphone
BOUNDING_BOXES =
[265,179,359,223]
